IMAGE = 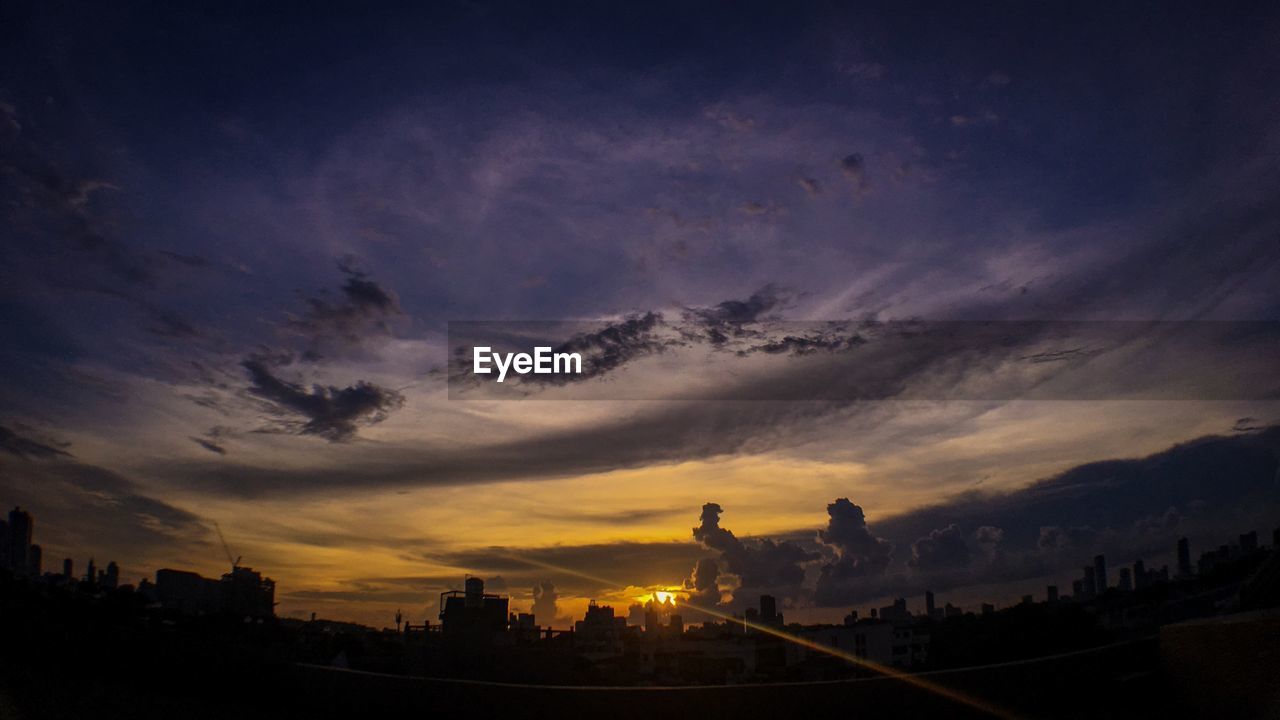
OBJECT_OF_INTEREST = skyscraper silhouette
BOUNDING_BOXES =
[7,507,33,575]
[1177,537,1193,578]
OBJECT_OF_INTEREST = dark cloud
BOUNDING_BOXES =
[189,436,227,455]
[1233,417,1263,432]
[683,557,722,607]
[241,358,404,441]
[693,502,818,606]
[798,177,822,195]
[813,499,894,606]
[535,312,669,383]
[0,426,71,460]
[907,523,971,572]
[691,286,783,327]
[287,263,403,358]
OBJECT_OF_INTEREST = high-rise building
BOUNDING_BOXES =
[760,594,778,625]
[1093,554,1108,593]
[1118,567,1132,592]
[1046,585,1059,603]
[925,590,936,618]
[1083,566,1097,598]
[1134,559,1147,589]
[1177,537,1192,578]
[103,561,120,590]
[7,507,33,574]
[28,544,41,576]
[63,558,73,579]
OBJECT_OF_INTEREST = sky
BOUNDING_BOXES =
[2,1,1279,628]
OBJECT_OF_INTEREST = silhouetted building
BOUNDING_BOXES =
[981,603,994,615]
[1047,585,1059,603]
[440,577,508,635]
[879,597,911,622]
[100,560,119,590]
[85,558,96,588]
[1083,566,1097,598]
[1177,537,1193,578]
[62,557,73,580]
[575,601,626,652]
[28,544,41,576]
[156,568,221,614]
[925,590,936,618]
[758,594,783,627]
[1240,531,1258,555]
[1134,559,1147,589]
[7,507,33,575]
[221,566,274,616]
[1093,554,1107,593]
[156,565,275,617]
[1118,567,1132,592]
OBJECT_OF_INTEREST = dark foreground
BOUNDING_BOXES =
[3,614,1278,720]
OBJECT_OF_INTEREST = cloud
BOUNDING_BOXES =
[534,312,669,383]
[287,262,403,358]
[241,358,404,441]
[0,426,71,460]
[683,557,723,607]
[189,436,227,455]
[531,580,561,624]
[813,498,894,606]
[907,523,970,572]
[693,502,818,606]
[839,153,870,193]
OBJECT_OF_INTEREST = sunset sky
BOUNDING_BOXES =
[2,2,1279,628]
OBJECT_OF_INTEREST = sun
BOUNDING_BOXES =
[652,591,677,605]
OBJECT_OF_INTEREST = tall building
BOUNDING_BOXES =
[28,544,41,576]
[1083,566,1097,598]
[1177,537,1193,578]
[1046,585,1059,603]
[1134,559,1147,589]
[1118,567,1132,592]
[925,590,936,618]
[7,507,33,574]
[1093,554,1108,593]
[63,557,73,579]
[103,561,120,590]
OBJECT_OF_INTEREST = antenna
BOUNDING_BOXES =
[213,521,241,570]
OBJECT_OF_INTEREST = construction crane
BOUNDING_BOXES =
[213,520,241,571]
